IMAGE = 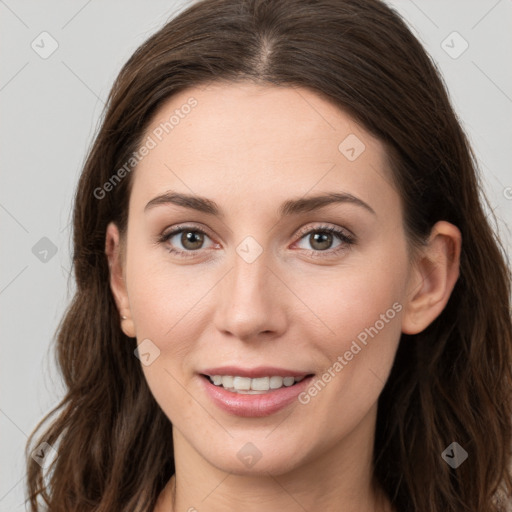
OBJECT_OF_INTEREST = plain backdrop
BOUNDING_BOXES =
[1,1,511,510]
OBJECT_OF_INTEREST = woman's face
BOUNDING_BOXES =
[109,82,415,476]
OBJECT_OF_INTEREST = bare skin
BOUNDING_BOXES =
[105,83,461,512]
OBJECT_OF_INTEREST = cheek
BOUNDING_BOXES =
[256,256,405,457]
[295,255,406,348]
[125,238,209,339]
[292,248,407,423]
[125,249,210,424]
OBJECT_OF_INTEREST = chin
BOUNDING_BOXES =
[197,436,309,477]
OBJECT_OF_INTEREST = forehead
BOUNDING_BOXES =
[129,82,397,217]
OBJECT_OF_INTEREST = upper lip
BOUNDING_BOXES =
[200,366,314,379]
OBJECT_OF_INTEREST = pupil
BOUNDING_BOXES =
[311,232,332,250]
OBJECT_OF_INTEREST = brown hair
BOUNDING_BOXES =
[25,0,512,510]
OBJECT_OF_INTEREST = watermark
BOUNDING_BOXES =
[237,442,262,468]
[504,187,512,200]
[134,338,161,366]
[440,31,469,60]
[93,97,198,200]
[298,301,402,405]
[32,236,58,263]
[31,31,59,59]
[236,236,264,263]
[31,441,58,468]
[338,133,366,161]
[441,442,468,468]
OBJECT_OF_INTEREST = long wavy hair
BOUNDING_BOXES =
[25,0,512,510]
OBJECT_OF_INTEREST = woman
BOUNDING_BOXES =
[25,0,512,510]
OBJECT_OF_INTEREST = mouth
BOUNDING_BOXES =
[200,373,315,394]
[199,370,316,417]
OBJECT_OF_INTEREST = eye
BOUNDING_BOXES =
[294,225,355,256]
[158,225,216,257]
[157,223,355,259]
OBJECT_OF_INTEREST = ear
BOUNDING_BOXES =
[105,222,136,338]
[401,221,462,335]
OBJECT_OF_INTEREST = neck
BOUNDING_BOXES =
[156,404,393,512]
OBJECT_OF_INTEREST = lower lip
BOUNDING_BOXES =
[200,374,314,417]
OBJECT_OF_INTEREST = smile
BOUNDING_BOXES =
[205,374,307,393]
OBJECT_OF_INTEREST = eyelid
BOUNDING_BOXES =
[293,222,355,241]
[160,222,215,240]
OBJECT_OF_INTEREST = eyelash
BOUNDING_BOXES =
[157,224,356,259]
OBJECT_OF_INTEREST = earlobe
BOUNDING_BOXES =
[401,221,461,335]
[105,222,136,338]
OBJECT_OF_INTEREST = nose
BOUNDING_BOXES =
[213,247,288,342]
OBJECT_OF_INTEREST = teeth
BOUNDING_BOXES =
[221,376,233,388]
[252,377,270,390]
[233,376,251,390]
[283,376,295,386]
[208,374,307,393]
[270,376,283,389]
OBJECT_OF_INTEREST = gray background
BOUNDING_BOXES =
[1,1,511,510]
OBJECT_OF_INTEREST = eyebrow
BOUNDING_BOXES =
[144,190,376,217]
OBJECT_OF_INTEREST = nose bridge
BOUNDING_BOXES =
[232,247,270,302]
[213,240,287,339]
